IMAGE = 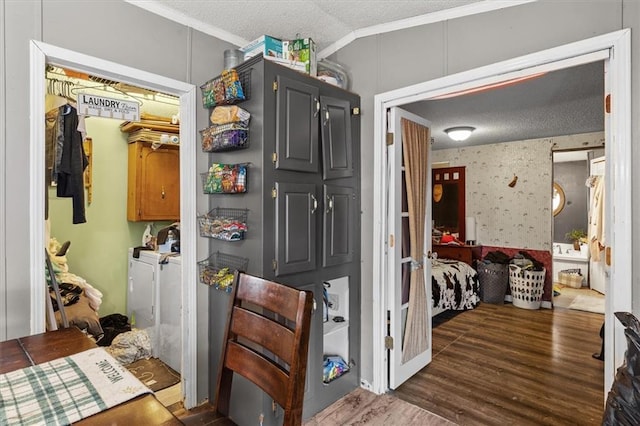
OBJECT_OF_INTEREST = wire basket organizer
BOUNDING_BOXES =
[200,123,249,152]
[198,207,248,241]
[200,68,252,108]
[509,264,546,309]
[201,163,248,194]
[198,251,249,292]
[477,262,509,304]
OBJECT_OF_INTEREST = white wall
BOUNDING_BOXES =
[328,0,633,387]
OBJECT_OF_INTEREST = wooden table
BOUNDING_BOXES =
[0,327,183,425]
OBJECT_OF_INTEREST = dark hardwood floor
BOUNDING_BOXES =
[169,401,234,425]
[393,303,605,426]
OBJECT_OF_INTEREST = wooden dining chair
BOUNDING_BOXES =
[214,271,314,425]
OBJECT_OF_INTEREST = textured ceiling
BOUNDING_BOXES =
[143,0,485,52]
[405,61,605,150]
[130,0,603,150]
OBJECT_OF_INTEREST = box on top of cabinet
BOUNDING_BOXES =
[283,37,317,76]
[240,35,283,60]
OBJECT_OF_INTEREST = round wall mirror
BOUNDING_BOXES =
[552,182,565,216]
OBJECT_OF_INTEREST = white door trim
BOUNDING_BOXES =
[372,29,631,396]
[29,40,199,408]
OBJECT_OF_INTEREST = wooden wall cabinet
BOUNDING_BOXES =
[127,141,180,221]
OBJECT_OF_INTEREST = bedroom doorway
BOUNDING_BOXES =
[552,149,606,316]
[372,29,631,396]
[29,40,199,408]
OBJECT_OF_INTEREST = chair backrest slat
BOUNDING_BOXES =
[230,306,296,365]
[225,341,290,407]
[236,274,301,322]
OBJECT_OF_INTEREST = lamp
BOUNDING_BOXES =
[445,126,475,142]
[465,216,476,245]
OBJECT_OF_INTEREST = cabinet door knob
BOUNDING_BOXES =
[310,194,318,214]
[161,185,166,199]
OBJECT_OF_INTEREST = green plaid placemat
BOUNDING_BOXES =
[0,347,150,425]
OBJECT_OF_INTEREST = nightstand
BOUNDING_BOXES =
[432,244,482,267]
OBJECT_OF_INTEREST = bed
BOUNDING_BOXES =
[431,258,480,316]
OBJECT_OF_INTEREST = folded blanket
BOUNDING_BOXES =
[0,347,150,425]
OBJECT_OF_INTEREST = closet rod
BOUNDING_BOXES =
[45,73,179,107]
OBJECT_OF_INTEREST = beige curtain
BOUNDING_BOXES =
[400,118,430,363]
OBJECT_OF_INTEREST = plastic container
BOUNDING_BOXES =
[317,59,350,90]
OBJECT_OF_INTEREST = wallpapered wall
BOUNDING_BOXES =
[431,132,604,251]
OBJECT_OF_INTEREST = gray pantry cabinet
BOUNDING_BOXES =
[203,55,361,425]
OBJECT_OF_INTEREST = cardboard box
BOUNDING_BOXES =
[283,38,317,76]
[240,35,283,60]
[267,56,308,73]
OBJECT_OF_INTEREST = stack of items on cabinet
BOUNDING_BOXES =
[120,112,180,146]
[240,34,317,76]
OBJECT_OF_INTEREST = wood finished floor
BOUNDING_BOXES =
[392,303,605,426]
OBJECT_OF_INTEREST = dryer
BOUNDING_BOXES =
[127,249,181,373]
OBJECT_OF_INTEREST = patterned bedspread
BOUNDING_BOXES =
[431,259,480,311]
[0,347,150,425]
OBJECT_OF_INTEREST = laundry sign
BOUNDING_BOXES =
[76,92,139,121]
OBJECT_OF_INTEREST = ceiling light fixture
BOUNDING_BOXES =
[444,126,475,142]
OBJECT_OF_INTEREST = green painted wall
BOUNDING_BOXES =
[48,103,178,316]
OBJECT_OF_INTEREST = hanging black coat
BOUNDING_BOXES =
[56,105,88,224]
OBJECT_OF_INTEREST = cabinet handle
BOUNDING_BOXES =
[314,98,320,117]
[161,185,165,199]
[326,195,334,213]
[323,109,330,126]
[310,194,318,214]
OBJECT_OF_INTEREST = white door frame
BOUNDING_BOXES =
[29,40,199,408]
[372,29,631,396]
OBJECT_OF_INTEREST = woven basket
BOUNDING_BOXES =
[509,264,545,310]
[477,263,509,304]
[559,271,583,288]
